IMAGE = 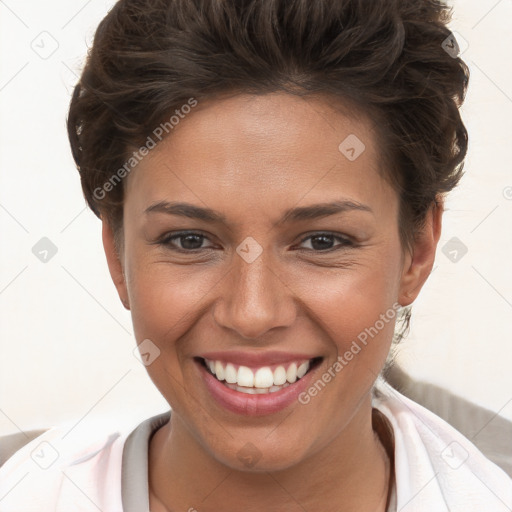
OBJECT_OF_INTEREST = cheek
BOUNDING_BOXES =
[125,263,224,411]
[292,249,401,332]
[298,274,397,368]
[285,251,402,395]
[127,263,220,347]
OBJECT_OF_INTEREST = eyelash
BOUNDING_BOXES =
[157,231,355,254]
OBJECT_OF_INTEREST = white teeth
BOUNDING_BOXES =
[270,384,289,393]
[225,382,291,394]
[297,361,310,378]
[254,367,274,388]
[204,358,315,391]
[225,363,237,384]
[238,386,257,394]
[237,366,254,387]
[286,362,297,383]
[215,360,225,381]
[273,366,287,386]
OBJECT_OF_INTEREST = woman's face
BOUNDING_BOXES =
[105,92,436,471]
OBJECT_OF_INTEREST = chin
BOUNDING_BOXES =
[201,430,310,474]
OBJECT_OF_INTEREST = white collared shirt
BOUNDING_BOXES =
[0,380,510,511]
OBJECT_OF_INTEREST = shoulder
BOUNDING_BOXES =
[373,378,512,511]
[0,418,136,512]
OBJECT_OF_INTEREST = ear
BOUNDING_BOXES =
[102,219,130,310]
[398,198,443,307]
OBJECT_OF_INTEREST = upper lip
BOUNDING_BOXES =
[197,350,321,367]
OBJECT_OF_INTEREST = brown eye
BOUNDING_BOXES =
[160,232,213,252]
[298,233,354,252]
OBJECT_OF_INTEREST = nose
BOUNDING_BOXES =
[212,248,297,340]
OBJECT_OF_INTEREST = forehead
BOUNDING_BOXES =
[124,92,396,220]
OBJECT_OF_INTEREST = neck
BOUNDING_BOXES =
[149,394,393,512]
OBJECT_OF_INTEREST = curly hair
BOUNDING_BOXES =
[67,0,468,255]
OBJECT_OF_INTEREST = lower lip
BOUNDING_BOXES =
[197,359,319,416]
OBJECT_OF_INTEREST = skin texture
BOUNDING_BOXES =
[102,92,442,511]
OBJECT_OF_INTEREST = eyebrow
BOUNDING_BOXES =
[144,199,373,225]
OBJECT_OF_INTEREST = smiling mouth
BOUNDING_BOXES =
[196,356,323,395]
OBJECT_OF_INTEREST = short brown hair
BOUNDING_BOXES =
[67,0,469,252]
